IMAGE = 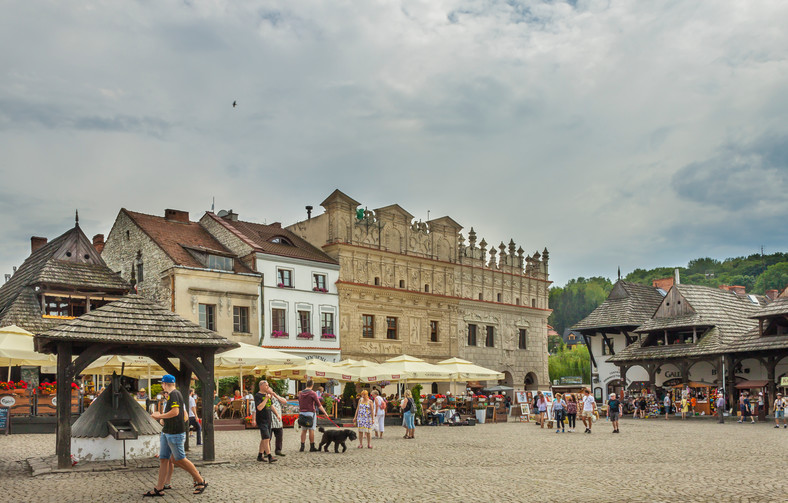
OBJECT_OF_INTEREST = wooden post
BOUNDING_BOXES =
[767,356,777,415]
[176,365,191,452]
[680,362,690,386]
[201,349,216,462]
[56,342,73,469]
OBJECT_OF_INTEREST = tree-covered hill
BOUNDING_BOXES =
[548,252,788,336]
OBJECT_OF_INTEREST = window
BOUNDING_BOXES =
[136,252,144,283]
[386,317,398,339]
[233,306,249,333]
[199,304,216,331]
[313,274,327,291]
[399,280,405,288]
[271,308,286,333]
[362,315,375,338]
[321,312,334,335]
[531,298,536,308]
[518,329,527,349]
[497,293,502,302]
[485,326,495,347]
[430,321,438,342]
[478,293,483,300]
[374,277,380,286]
[467,324,477,346]
[516,298,520,305]
[601,338,614,355]
[277,269,293,287]
[44,296,85,317]
[208,255,233,271]
[424,284,429,293]
[270,236,292,245]
[298,310,311,335]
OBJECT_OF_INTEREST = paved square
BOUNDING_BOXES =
[2,418,787,502]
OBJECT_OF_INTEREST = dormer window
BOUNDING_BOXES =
[270,236,293,246]
[207,255,233,271]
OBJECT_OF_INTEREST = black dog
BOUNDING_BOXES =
[317,427,357,453]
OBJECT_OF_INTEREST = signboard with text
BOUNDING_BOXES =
[0,406,9,435]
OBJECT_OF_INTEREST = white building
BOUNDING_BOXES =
[200,211,341,364]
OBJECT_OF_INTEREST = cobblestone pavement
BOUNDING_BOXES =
[2,418,788,502]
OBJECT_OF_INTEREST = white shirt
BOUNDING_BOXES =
[582,395,595,412]
[188,395,197,418]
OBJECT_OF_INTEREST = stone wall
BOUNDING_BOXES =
[102,210,174,306]
[198,213,256,270]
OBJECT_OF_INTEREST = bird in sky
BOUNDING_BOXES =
[232,100,237,108]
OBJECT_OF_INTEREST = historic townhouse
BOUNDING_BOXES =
[200,211,341,363]
[287,190,551,390]
[102,209,262,346]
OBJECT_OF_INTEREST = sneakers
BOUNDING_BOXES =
[555,429,560,434]
[776,425,780,429]
[584,428,591,434]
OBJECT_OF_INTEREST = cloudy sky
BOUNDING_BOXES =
[1,0,786,287]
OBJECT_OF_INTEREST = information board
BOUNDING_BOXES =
[0,406,9,435]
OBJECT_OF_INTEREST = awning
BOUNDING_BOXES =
[672,381,717,388]
[735,380,770,389]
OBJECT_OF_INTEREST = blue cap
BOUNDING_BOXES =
[161,374,176,383]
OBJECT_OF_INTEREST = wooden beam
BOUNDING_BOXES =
[600,332,615,356]
[581,333,597,369]
[201,348,216,462]
[147,354,180,376]
[169,348,210,382]
[56,342,73,469]
[67,345,115,379]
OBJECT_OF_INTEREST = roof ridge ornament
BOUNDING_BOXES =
[75,209,80,228]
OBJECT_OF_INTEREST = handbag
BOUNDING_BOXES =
[298,414,314,428]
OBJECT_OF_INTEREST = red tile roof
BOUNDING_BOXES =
[204,212,337,265]
[123,209,255,273]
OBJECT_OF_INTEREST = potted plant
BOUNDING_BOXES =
[271,330,289,339]
[297,332,314,340]
[321,333,336,340]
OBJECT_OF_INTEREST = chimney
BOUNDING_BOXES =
[306,205,313,220]
[93,234,105,254]
[766,289,779,301]
[652,277,674,291]
[164,209,189,223]
[217,209,238,221]
[730,285,746,295]
[673,268,680,285]
[31,236,48,253]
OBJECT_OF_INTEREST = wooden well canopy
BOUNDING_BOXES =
[34,294,238,468]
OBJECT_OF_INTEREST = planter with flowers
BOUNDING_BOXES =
[296,332,314,340]
[35,382,81,416]
[0,381,32,415]
[312,287,328,293]
[271,331,289,339]
[320,333,336,340]
[243,415,255,429]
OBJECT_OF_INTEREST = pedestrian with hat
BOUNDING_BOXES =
[144,374,207,497]
[774,393,786,429]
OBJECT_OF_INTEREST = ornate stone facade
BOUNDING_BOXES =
[287,190,551,389]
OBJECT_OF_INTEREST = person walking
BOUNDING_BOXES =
[663,394,672,420]
[607,393,622,433]
[774,393,787,428]
[354,390,375,448]
[298,379,329,452]
[565,394,577,432]
[251,380,277,463]
[639,397,647,419]
[552,393,567,433]
[581,388,597,434]
[372,390,387,438]
[757,392,765,422]
[536,392,547,428]
[144,374,206,497]
[739,393,755,423]
[269,385,287,457]
[400,390,416,439]
[680,395,688,420]
[716,392,726,424]
[187,388,202,446]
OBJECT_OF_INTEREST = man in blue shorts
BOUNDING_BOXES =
[144,374,207,497]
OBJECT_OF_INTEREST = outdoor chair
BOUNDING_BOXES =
[228,399,244,419]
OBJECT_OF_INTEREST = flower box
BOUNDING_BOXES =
[297,332,314,340]
[271,331,289,339]
[0,390,32,416]
[320,333,336,340]
[312,287,328,293]
[277,283,285,287]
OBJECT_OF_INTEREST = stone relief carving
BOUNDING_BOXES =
[410,321,420,345]
[191,295,197,314]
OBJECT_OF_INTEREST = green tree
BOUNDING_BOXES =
[548,277,613,335]
[548,345,591,384]
[754,262,788,293]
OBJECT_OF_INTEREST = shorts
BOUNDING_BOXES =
[402,410,415,429]
[581,410,595,419]
[741,407,750,417]
[258,423,271,440]
[609,412,619,421]
[159,432,186,461]
[775,410,784,418]
[299,411,317,430]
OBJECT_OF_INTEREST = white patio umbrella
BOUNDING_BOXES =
[381,355,454,382]
[263,360,351,382]
[436,357,505,395]
[0,325,56,379]
[215,342,308,395]
[344,360,404,384]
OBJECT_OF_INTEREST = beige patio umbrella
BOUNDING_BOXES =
[436,358,505,381]
[263,360,351,382]
[381,355,454,382]
[344,360,404,384]
[0,325,56,379]
[335,359,360,367]
[83,355,165,396]
[215,342,308,394]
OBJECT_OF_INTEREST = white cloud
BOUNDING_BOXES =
[0,0,787,286]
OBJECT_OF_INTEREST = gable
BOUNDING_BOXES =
[51,226,104,265]
[608,282,628,300]
[654,287,695,318]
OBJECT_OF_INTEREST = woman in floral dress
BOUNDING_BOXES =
[354,390,375,448]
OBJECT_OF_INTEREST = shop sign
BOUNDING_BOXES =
[0,407,8,435]
[0,395,16,407]
[664,371,681,378]
[781,377,788,386]
[560,376,583,385]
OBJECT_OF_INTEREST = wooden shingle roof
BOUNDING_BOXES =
[204,212,338,265]
[0,225,130,333]
[572,281,664,331]
[35,295,238,354]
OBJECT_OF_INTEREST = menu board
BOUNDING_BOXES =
[0,406,9,435]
